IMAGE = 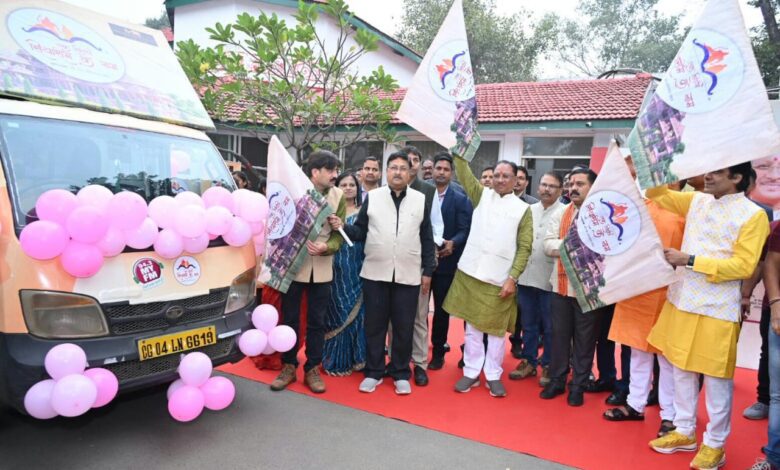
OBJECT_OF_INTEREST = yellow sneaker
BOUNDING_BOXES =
[648,430,697,454]
[690,445,725,469]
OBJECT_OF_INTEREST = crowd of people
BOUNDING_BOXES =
[252,146,776,470]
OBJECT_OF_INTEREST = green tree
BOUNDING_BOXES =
[176,0,399,161]
[551,0,685,77]
[749,0,780,86]
[144,11,170,30]
[396,0,555,83]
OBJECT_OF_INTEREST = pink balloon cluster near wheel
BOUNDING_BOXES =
[167,352,236,422]
[23,343,118,419]
[21,184,269,276]
[238,305,296,357]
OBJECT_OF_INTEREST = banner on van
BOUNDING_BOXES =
[0,1,214,130]
[263,136,332,293]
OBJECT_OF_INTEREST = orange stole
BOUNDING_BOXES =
[556,204,577,296]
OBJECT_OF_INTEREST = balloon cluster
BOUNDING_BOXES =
[24,344,118,419]
[238,304,297,357]
[20,185,269,278]
[166,352,235,422]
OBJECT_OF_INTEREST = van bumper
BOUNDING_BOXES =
[0,303,253,413]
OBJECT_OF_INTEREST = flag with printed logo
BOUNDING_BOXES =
[560,143,677,312]
[396,0,481,161]
[628,0,780,189]
[263,136,332,293]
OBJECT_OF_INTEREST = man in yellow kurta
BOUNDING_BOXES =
[646,162,769,470]
[443,155,533,398]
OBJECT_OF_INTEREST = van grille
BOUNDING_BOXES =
[103,337,236,384]
[101,288,230,335]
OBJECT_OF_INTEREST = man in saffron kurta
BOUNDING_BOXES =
[444,156,533,398]
[646,163,769,470]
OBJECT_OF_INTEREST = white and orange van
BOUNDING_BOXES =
[0,1,255,411]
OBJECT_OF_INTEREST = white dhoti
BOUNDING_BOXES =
[464,322,505,381]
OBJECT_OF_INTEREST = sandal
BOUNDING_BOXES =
[603,405,645,421]
[657,419,676,437]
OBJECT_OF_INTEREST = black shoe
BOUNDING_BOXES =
[605,389,628,406]
[646,388,659,407]
[539,383,565,399]
[428,354,445,370]
[568,389,584,407]
[413,366,429,386]
[443,343,451,353]
[584,378,615,393]
[458,357,465,368]
[510,342,523,359]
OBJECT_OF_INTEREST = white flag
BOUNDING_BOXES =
[264,136,332,293]
[629,0,780,188]
[561,143,677,312]
[396,0,481,161]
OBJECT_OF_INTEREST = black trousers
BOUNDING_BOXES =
[595,305,618,382]
[431,271,455,356]
[363,279,419,381]
[758,305,770,404]
[549,294,607,391]
[281,280,331,372]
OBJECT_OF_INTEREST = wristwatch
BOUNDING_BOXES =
[685,255,695,269]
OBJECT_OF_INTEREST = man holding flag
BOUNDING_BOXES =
[646,163,768,469]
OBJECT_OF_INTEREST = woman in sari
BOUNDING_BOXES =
[322,172,366,375]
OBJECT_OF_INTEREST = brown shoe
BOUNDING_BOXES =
[539,366,551,387]
[304,367,326,394]
[508,359,537,380]
[270,364,296,391]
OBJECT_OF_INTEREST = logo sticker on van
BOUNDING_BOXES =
[132,258,164,289]
[173,256,201,286]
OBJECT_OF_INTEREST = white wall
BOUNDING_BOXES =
[173,0,417,86]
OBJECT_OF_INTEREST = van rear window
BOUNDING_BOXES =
[0,115,234,228]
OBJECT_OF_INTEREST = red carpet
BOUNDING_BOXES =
[219,318,766,469]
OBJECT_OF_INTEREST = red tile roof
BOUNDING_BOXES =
[217,74,653,126]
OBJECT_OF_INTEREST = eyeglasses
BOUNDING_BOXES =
[539,183,561,189]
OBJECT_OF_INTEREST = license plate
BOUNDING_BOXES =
[137,326,217,361]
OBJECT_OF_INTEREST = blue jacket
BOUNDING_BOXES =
[436,185,473,275]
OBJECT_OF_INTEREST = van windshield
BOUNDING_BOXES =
[0,115,234,228]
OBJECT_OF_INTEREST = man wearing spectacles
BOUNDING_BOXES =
[509,173,564,387]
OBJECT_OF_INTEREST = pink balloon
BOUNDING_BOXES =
[24,379,58,419]
[45,343,87,380]
[60,241,104,278]
[83,368,118,408]
[238,192,269,223]
[125,218,159,249]
[76,185,113,213]
[154,228,183,259]
[178,352,212,387]
[20,221,69,260]
[175,191,205,208]
[148,196,178,230]
[248,220,265,236]
[174,205,207,238]
[36,189,79,226]
[261,342,276,355]
[251,304,279,333]
[168,385,205,422]
[51,374,98,417]
[208,232,219,240]
[108,192,148,231]
[202,186,235,213]
[167,378,185,400]
[232,189,254,209]
[268,325,297,353]
[252,233,266,255]
[182,233,209,254]
[238,329,267,357]
[66,205,109,244]
[200,376,235,411]
[97,226,126,257]
[205,206,234,236]
[222,217,251,247]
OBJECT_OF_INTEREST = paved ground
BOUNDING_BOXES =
[0,374,570,470]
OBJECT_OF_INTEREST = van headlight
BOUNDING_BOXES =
[20,290,109,338]
[225,268,256,314]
